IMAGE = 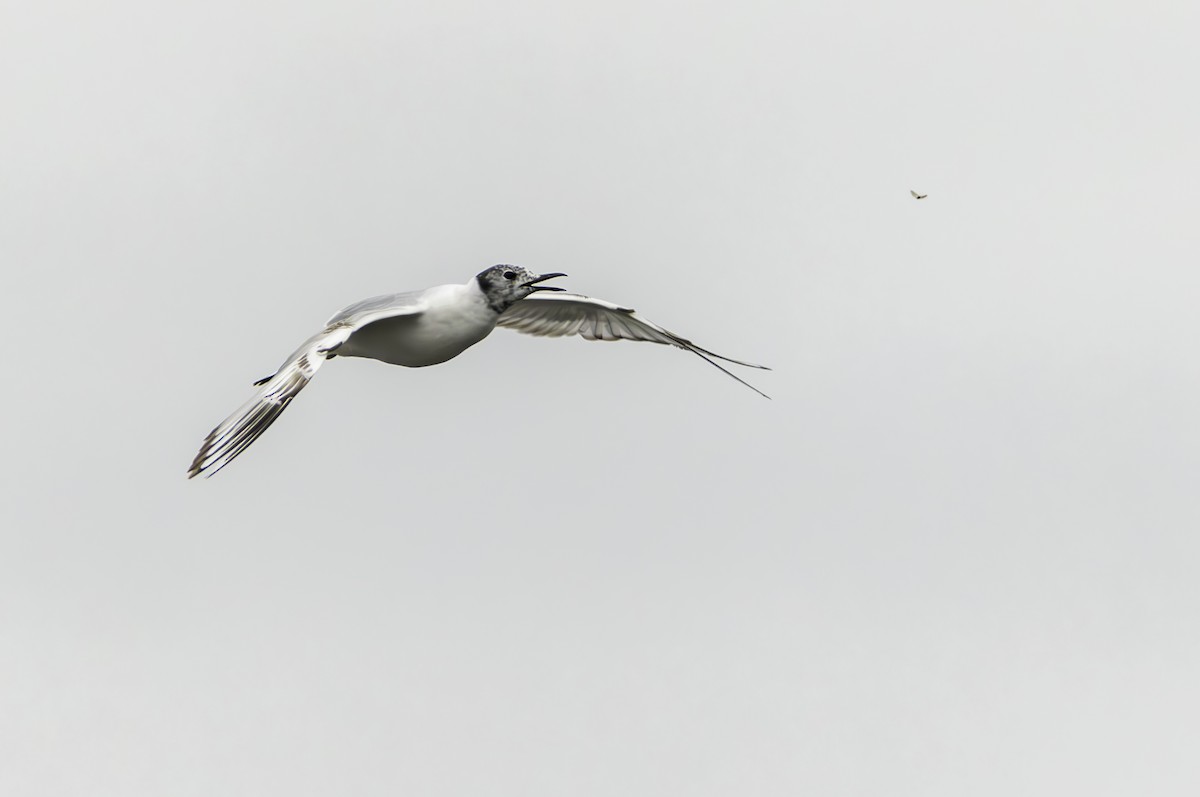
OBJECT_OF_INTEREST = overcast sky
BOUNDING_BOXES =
[2,0,1199,794]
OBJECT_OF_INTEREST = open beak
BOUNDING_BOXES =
[522,272,568,292]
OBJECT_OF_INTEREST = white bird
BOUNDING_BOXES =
[188,265,770,478]
[910,190,928,199]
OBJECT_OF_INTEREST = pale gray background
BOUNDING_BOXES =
[2,0,1198,794]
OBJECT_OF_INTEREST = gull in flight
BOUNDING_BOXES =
[910,190,928,199]
[188,265,770,478]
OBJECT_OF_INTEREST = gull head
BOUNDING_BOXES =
[475,264,567,313]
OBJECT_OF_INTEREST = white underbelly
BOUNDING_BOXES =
[338,312,495,367]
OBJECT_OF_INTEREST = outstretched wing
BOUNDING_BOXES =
[189,295,430,479]
[187,328,351,478]
[496,292,771,398]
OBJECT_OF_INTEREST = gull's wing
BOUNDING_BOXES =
[188,327,351,478]
[497,292,770,398]
[911,189,920,198]
[189,295,430,478]
[326,289,428,326]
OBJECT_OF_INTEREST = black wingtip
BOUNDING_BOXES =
[186,431,216,478]
[684,348,772,399]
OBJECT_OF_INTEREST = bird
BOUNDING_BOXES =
[187,265,770,478]
[910,190,928,199]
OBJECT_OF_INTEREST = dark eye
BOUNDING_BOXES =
[503,271,516,280]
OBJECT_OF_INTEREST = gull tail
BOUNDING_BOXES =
[187,327,349,479]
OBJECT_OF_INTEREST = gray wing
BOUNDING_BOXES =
[326,289,429,326]
[497,292,770,398]
[188,326,354,478]
[190,292,430,478]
